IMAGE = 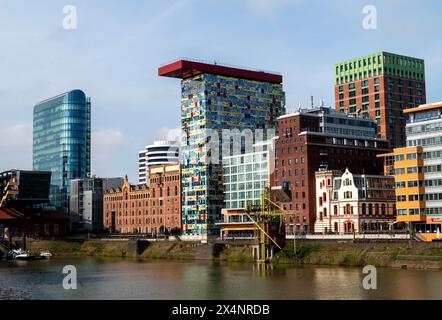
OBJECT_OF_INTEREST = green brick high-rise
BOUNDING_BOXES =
[335,52,426,148]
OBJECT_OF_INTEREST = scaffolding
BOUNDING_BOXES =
[245,187,286,263]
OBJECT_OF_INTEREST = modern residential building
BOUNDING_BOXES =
[70,177,124,232]
[138,140,180,184]
[33,90,91,213]
[103,164,181,235]
[217,140,274,240]
[314,169,396,234]
[335,51,426,148]
[274,107,389,235]
[159,59,285,239]
[380,102,442,240]
[223,140,274,210]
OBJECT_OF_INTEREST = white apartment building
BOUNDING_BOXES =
[314,168,396,234]
[138,140,180,184]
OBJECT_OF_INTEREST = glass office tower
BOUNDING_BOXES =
[33,90,91,212]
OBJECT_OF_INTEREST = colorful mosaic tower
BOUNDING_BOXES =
[159,59,285,239]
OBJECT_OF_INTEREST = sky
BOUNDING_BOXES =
[0,0,441,182]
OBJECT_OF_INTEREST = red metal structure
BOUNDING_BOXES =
[158,59,283,84]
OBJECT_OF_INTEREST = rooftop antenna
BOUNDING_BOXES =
[321,97,325,107]
[311,95,314,108]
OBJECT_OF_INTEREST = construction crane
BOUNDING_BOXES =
[245,187,286,263]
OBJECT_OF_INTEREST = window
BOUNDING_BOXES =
[44,224,50,236]
[407,167,420,174]
[396,181,406,188]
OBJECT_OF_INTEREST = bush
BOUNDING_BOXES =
[276,243,320,260]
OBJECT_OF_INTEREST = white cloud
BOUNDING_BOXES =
[0,124,32,148]
[92,129,125,173]
[155,126,181,143]
[0,124,32,171]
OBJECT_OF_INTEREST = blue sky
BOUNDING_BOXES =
[1,0,441,182]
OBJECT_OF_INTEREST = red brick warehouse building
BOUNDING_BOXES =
[335,52,426,148]
[103,164,181,235]
[274,107,389,235]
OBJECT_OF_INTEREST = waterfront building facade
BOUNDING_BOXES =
[70,177,124,232]
[103,164,181,235]
[159,59,285,239]
[335,52,426,148]
[138,140,180,184]
[217,140,274,240]
[0,170,51,208]
[274,107,389,235]
[223,140,274,210]
[381,102,442,240]
[314,169,396,234]
[33,90,91,212]
[0,170,68,239]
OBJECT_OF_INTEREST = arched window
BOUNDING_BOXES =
[362,203,367,215]
[369,204,373,215]
[381,203,386,215]
[375,204,380,215]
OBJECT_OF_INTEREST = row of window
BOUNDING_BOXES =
[408,136,442,147]
[397,193,442,202]
[113,216,180,226]
[106,208,180,217]
[324,203,394,216]
[397,208,424,216]
[393,152,421,161]
[106,197,179,209]
[394,166,422,175]
[398,208,442,217]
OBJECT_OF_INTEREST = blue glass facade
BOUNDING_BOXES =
[33,90,91,212]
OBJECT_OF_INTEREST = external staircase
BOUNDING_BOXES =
[0,179,19,208]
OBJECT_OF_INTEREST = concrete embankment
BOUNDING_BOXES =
[24,239,442,270]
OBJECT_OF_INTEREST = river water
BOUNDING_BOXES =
[0,257,441,300]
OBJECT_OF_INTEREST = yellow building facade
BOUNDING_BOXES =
[381,102,442,241]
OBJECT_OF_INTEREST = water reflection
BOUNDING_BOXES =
[1,258,442,300]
